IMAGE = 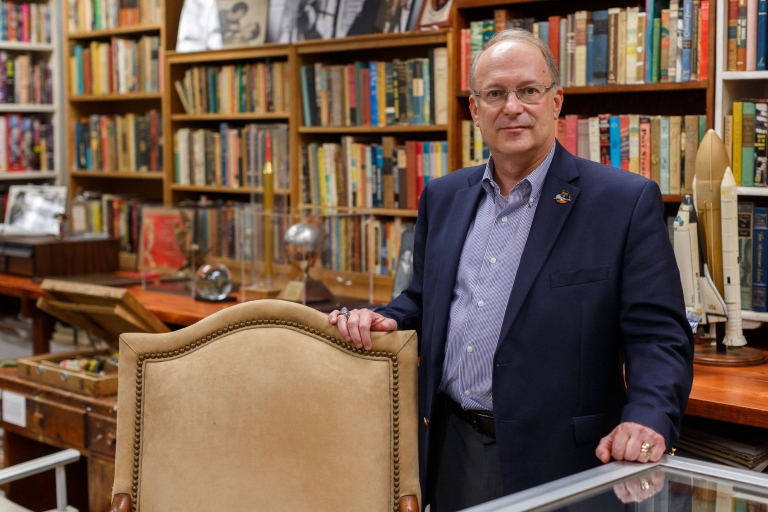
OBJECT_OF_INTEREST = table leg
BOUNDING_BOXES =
[19,294,52,355]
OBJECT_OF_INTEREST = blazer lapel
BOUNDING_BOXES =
[496,143,581,347]
[430,166,486,354]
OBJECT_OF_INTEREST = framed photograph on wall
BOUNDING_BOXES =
[216,0,269,46]
[417,0,452,28]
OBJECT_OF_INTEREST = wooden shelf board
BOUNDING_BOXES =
[0,171,57,180]
[299,125,448,134]
[171,184,290,194]
[457,81,708,97]
[663,194,685,203]
[0,41,53,51]
[455,0,555,9]
[299,204,418,217]
[172,113,290,121]
[70,170,164,179]
[737,186,768,197]
[70,92,162,102]
[721,71,768,80]
[0,104,55,113]
[166,44,291,63]
[296,29,449,54]
[742,311,768,322]
[67,24,162,39]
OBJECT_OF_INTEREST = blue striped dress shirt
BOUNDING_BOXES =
[441,143,556,412]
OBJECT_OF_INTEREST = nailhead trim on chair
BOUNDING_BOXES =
[131,319,402,512]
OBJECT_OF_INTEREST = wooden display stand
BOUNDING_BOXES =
[17,279,170,396]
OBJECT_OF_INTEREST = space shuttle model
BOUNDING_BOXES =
[673,130,765,366]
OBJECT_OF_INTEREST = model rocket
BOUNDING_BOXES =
[721,166,747,347]
[673,195,727,329]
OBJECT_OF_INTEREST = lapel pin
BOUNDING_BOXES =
[554,190,571,204]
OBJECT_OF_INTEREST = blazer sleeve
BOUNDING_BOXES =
[619,180,694,450]
[374,180,429,336]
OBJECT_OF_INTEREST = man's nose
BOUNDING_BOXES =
[501,91,525,114]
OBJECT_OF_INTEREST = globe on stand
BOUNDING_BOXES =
[195,263,233,301]
[278,222,333,303]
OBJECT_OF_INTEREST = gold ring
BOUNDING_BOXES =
[640,478,652,490]
[640,442,653,457]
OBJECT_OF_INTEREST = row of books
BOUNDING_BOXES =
[463,114,707,194]
[320,215,414,276]
[73,193,141,252]
[300,49,449,128]
[741,204,767,312]
[0,53,53,105]
[461,1,710,90]
[69,35,162,96]
[174,61,290,116]
[724,100,768,187]
[726,0,768,71]
[0,115,53,172]
[67,0,161,33]
[301,137,448,210]
[173,124,290,190]
[73,110,163,173]
[0,2,51,43]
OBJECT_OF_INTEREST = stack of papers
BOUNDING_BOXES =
[675,422,768,472]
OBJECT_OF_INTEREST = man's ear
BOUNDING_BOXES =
[469,95,479,127]
[552,87,564,119]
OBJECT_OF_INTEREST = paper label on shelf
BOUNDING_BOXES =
[2,390,26,427]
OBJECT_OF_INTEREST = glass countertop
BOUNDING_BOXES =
[466,456,768,512]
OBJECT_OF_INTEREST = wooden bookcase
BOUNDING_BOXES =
[0,0,63,189]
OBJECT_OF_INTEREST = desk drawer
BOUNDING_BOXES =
[1,391,86,448]
[88,413,116,458]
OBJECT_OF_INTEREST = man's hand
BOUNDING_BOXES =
[596,422,666,464]
[328,308,397,351]
[612,470,666,504]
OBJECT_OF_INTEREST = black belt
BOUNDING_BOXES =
[447,398,496,438]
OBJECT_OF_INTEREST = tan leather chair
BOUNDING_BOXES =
[109,299,419,512]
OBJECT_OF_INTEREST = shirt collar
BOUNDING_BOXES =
[481,142,556,202]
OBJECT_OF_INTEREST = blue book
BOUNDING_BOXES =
[592,11,608,85]
[586,22,594,85]
[660,117,670,193]
[759,0,767,70]
[681,0,693,81]
[609,116,621,168]
[423,142,431,184]
[369,62,379,127]
[375,145,384,207]
[299,67,311,126]
[410,60,424,125]
[219,123,227,186]
[75,46,84,94]
[538,21,549,48]
[421,58,430,125]
[754,207,768,312]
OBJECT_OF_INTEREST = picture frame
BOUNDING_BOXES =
[216,0,269,47]
[416,0,452,28]
[3,184,67,235]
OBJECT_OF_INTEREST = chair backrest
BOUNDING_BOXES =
[111,299,419,512]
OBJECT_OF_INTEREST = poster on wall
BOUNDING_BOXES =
[267,0,338,42]
[217,0,269,46]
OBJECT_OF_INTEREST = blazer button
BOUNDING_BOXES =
[423,417,429,427]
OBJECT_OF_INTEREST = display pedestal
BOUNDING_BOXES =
[694,341,767,367]
[278,279,333,303]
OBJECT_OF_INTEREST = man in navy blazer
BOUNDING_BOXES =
[330,29,693,511]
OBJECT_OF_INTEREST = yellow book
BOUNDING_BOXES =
[317,145,327,206]
[90,41,99,94]
[435,141,442,178]
[724,114,733,165]
[733,102,743,184]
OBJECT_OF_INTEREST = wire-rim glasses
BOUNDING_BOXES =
[473,82,557,107]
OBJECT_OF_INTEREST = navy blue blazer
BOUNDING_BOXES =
[377,142,694,495]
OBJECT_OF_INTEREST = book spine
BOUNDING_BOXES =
[734,101,744,184]
[592,11,608,85]
[609,116,621,168]
[754,207,768,312]
[759,0,768,70]
[739,202,754,310]
[682,0,693,80]
[660,116,670,193]
[742,102,756,186]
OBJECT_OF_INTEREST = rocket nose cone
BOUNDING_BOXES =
[696,130,730,181]
[722,166,737,187]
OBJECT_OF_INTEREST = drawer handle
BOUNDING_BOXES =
[106,432,116,446]
[32,412,44,429]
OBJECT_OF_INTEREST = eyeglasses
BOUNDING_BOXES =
[473,82,557,107]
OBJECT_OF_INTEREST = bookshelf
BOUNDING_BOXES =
[0,0,63,188]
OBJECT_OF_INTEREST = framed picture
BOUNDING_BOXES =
[267,0,338,42]
[4,185,67,235]
[417,0,452,28]
[216,0,269,46]
[138,206,189,276]
[373,0,413,33]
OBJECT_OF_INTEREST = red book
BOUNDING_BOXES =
[548,16,561,66]
[564,115,579,155]
[406,140,417,210]
[360,68,371,126]
[619,115,630,171]
[598,114,611,165]
[83,48,92,95]
[347,64,356,124]
[20,4,28,43]
[416,142,424,202]
[460,28,470,91]
[639,116,652,180]
[699,0,709,80]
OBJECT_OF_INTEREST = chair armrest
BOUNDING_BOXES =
[109,494,131,512]
[0,449,80,485]
[399,495,418,512]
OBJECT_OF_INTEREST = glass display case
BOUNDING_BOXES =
[466,456,768,511]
